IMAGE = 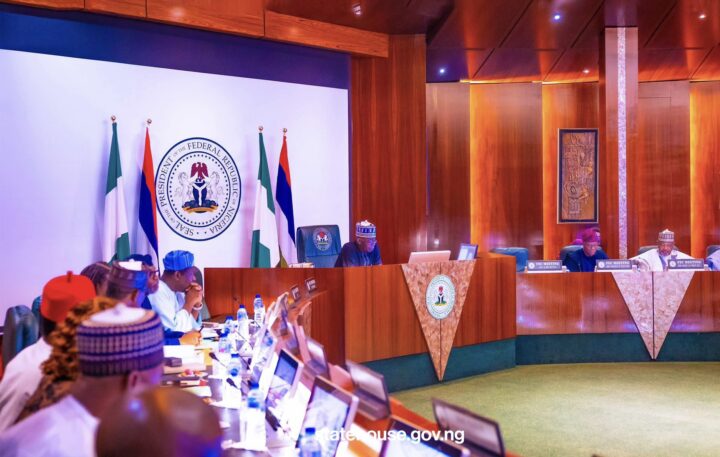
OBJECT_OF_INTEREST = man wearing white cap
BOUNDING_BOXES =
[631,229,693,271]
[0,305,165,457]
[335,220,383,267]
[148,250,203,333]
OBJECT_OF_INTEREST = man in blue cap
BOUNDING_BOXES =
[335,220,383,267]
[148,250,203,333]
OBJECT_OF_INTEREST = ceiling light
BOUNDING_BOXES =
[699,13,707,20]
[439,67,446,75]
[583,69,590,74]
[553,13,561,21]
[352,3,362,16]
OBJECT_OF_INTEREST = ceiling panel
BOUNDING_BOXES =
[544,48,599,82]
[645,0,720,48]
[264,0,452,34]
[429,0,531,49]
[427,48,492,82]
[502,0,604,49]
[473,49,563,82]
[639,48,710,81]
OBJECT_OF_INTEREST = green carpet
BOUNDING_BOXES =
[394,362,720,457]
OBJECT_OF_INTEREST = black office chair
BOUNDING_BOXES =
[490,247,529,272]
[2,305,39,369]
[559,245,583,263]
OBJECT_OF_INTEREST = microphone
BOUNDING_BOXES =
[209,352,228,368]
[226,377,243,391]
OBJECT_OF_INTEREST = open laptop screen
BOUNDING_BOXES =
[346,360,388,403]
[306,337,330,378]
[457,243,478,261]
[433,399,505,457]
[408,250,452,264]
[267,349,302,412]
[380,418,469,457]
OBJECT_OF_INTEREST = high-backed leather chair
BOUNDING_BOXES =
[706,245,720,257]
[490,247,529,272]
[296,225,342,268]
[192,266,211,321]
[637,245,656,255]
[559,245,583,263]
[2,305,39,369]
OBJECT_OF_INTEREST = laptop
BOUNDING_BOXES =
[274,307,301,358]
[380,417,470,457]
[296,377,359,457]
[249,329,278,397]
[345,360,391,420]
[457,243,478,261]
[408,250,452,264]
[266,349,304,432]
[433,399,505,457]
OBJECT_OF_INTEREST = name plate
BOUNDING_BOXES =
[526,260,564,273]
[290,285,301,301]
[305,277,317,292]
[596,260,633,271]
[668,259,705,270]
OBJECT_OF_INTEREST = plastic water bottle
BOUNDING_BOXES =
[242,381,266,448]
[237,304,250,341]
[224,353,244,406]
[218,329,231,355]
[299,427,322,457]
[253,294,265,326]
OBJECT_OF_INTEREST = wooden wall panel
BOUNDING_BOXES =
[516,273,636,335]
[690,82,720,259]
[631,82,691,255]
[1,0,82,8]
[671,272,720,332]
[85,0,145,17]
[426,83,470,258]
[146,0,264,37]
[350,35,427,265]
[470,83,543,259]
[265,11,389,58]
[541,83,600,259]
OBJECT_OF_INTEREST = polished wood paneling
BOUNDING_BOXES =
[426,83,470,258]
[85,0,145,17]
[639,48,710,82]
[3,0,82,8]
[690,81,720,258]
[146,0,264,37]
[645,0,720,49]
[473,49,562,82]
[516,273,636,335]
[671,271,720,332]
[204,267,345,364]
[632,81,690,255]
[344,255,517,362]
[350,35,427,265]
[265,11,389,58]
[470,83,543,259]
[545,48,599,83]
[542,83,600,259]
[692,47,720,80]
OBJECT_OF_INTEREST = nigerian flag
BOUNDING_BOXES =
[250,131,280,268]
[102,121,130,262]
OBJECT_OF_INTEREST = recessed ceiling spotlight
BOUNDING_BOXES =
[583,68,590,74]
[699,13,707,20]
[553,13,561,21]
[439,67,446,75]
[352,3,362,16]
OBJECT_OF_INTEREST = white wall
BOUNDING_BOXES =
[0,49,349,320]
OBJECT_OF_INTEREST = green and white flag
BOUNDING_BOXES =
[250,131,280,268]
[102,121,130,262]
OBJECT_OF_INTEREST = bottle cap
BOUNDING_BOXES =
[305,427,316,435]
[231,353,240,358]
[255,294,261,298]
[225,315,232,321]
[239,304,246,309]
[249,381,259,389]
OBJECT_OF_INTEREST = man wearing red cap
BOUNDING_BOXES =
[0,272,95,432]
[563,228,608,272]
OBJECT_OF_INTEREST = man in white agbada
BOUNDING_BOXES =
[147,250,203,332]
[0,305,164,457]
[631,229,693,271]
[0,272,95,432]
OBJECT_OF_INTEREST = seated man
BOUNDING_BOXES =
[631,229,693,271]
[148,250,203,333]
[0,306,165,457]
[96,387,222,457]
[563,228,608,272]
[0,272,95,432]
[335,220,382,267]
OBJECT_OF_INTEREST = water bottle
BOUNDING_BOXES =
[299,427,322,457]
[237,304,250,341]
[253,294,265,327]
[223,315,233,334]
[218,329,231,355]
[242,381,266,448]
[224,353,244,406]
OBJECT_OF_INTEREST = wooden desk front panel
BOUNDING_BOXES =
[672,271,720,332]
[345,255,517,363]
[516,273,636,335]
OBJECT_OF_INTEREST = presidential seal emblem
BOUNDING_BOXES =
[598,261,606,269]
[425,274,456,320]
[312,228,332,251]
[156,138,241,241]
[669,260,677,269]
